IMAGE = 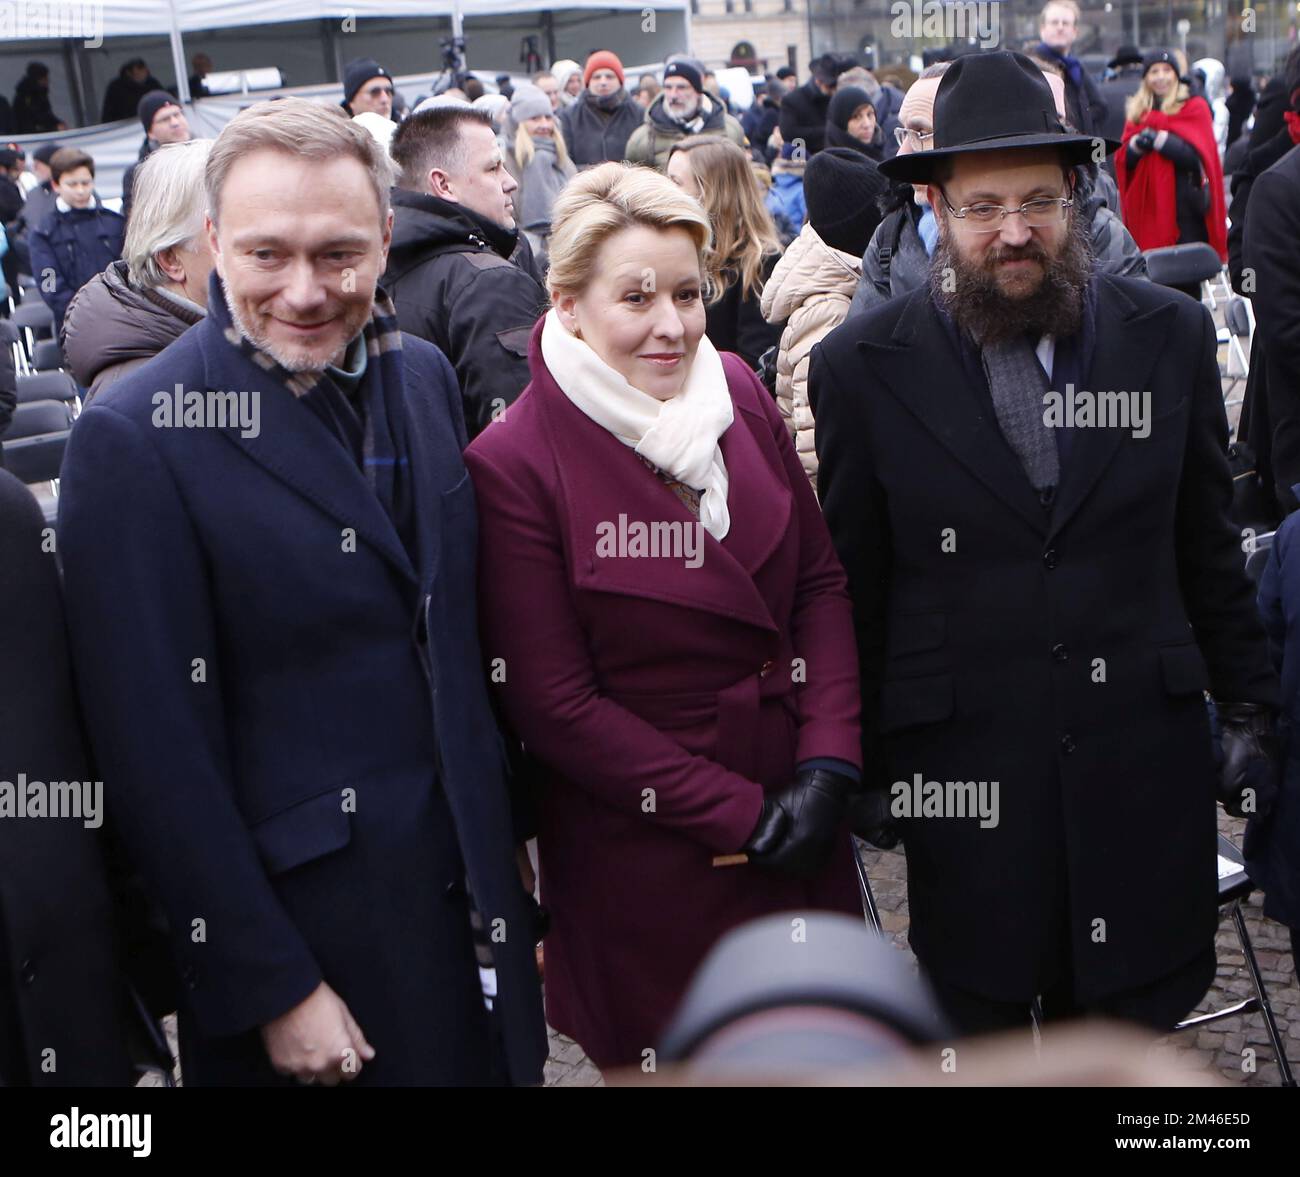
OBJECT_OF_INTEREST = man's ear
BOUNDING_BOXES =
[205,213,224,279]
[155,246,187,285]
[427,167,454,201]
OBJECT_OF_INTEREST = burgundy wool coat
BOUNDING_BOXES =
[465,322,862,1069]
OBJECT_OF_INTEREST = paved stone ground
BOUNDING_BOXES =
[542,812,1299,1089]
[541,284,1296,1089]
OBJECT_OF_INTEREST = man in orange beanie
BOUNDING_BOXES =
[560,49,644,168]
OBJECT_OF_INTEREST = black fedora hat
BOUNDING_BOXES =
[1108,44,1144,69]
[879,51,1117,184]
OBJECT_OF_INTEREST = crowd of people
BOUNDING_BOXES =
[3,2,1300,1090]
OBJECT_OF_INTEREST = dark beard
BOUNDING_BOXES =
[930,210,1092,345]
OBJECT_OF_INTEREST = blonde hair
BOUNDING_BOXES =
[667,135,781,303]
[546,162,711,298]
[513,119,572,171]
[1125,69,1190,124]
[206,97,393,228]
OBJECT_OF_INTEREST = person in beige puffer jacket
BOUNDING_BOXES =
[760,146,887,493]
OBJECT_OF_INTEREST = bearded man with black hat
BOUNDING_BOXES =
[625,58,746,171]
[812,50,1279,1036]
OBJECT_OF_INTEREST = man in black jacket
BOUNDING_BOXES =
[101,59,166,125]
[1035,0,1107,135]
[813,52,1277,1037]
[385,106,546,438]
[1239,132,1300,518]
[778,54,854,156]
[560,50,644,168]
[121,91,192,223]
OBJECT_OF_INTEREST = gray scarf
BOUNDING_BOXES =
[517,136,574,234]
[979,334,1059,493]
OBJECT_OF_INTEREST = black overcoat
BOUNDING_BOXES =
[0,471,137,1085]
[812,275,1277,1006]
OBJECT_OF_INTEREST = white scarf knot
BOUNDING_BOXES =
[540,308,733,540]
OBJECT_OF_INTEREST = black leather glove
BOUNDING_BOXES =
[743,766,856,877]
[1217,702,1280,819]
[1129,127,1157,155]
[848,787,900,849]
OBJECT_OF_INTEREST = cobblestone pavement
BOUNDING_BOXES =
[543,812,1300,1088]
[542,289,1294,1088]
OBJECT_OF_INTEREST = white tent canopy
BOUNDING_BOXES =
[88,0,681,37]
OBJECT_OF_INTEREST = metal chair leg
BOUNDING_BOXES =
[1231,901,1296,1086]
[851,836,883,935]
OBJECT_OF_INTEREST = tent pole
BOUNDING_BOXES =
[169,3,191,103]
[452,0,466,72]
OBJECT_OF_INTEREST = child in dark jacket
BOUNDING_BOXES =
[29,147,125,338]
[1251,514,1300,977]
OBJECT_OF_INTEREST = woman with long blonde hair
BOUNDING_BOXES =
[1116,48,1226,279]
[505,83,576,259]
[666,134,784,368]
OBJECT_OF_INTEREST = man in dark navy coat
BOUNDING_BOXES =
[813,53,1278,1036]
[57,98,546,1086]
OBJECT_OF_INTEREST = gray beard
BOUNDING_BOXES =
[930,211,1092,345]
[221,275,337,374]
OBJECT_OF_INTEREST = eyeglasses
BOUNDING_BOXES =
[365,85,394,98]
[893,126,935,150]
[937,187,1073,233]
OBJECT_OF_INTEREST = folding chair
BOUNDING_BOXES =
[1,428,69,485]
[2,398,74,441]
[852,836,884,935]
[1222,297,1253,409]
[1244,529,1275,584]
[30,338,64,372]
[11,298,54,359]
[1143,242,1222,304]
[16,369,80,412]
[1174,833,1296,1086]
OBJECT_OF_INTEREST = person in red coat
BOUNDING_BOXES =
[465,162,864,1071]
[1116,49,1227,277]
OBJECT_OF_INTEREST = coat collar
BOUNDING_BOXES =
[197,314,418,585]
[525,322,787,631]
[857,277,1175,537]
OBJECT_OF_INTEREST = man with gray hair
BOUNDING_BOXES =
[62,139,213,400]
[57,97,547,1087]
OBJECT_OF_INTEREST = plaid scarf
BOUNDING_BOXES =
[208,278,416,559]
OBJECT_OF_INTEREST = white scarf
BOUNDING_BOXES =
[541,308,733,541]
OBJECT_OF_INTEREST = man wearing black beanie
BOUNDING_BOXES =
[341,58,395,120]
[121,91,191,223]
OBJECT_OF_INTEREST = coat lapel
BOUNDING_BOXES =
[857,292,1050,536]
[1047,281,1177,537]
[199,319,417,585]
[533,362,782,633]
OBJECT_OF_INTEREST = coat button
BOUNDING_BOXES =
[1043,548,1059,569]
[759,660,775,677]
[182,964,198,991]
[1060,733,1076,754]
[1051,643,1069,662]
[19,958,35,985]
[444,879,466,900]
